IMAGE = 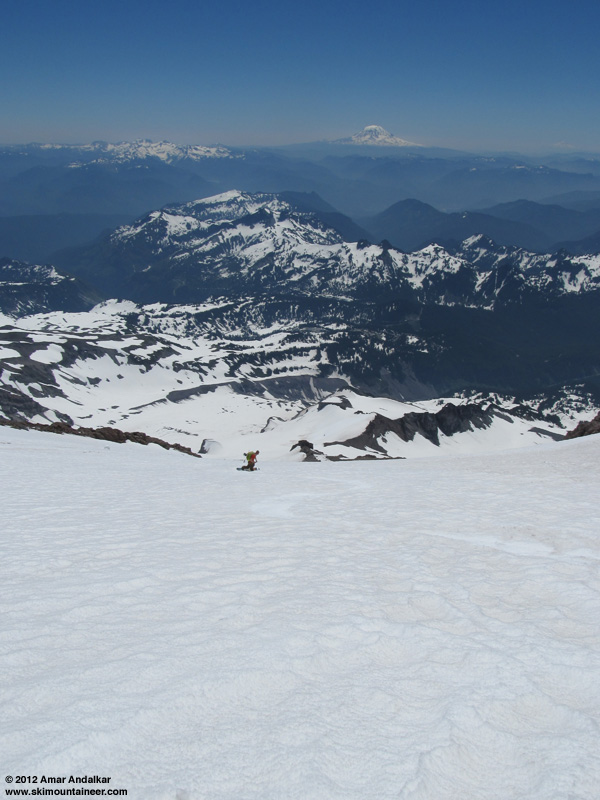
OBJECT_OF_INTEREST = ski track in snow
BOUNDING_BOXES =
[1,429,600,799]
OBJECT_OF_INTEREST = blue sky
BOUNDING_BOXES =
[2,0,600,152]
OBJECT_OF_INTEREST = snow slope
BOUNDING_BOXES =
[0,296,575,459]
[1,428,599,799]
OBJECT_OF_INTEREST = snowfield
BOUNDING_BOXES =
[4,299,589,461]
[2,428,600,799]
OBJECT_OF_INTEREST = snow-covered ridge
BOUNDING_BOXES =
[0,258,98,317]
[108,192,600,304]
[112,190,345,253]
[25,139,236,164]
[1,298,594,461]
[459,234,600,295]
[0,298,342,454]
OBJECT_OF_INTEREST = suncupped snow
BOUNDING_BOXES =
[1,427,599,799]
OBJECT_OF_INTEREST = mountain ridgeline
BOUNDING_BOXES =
[9,190,599,403]
[2,135,600,264]
[2,135,600,457]
[0,257,102,316]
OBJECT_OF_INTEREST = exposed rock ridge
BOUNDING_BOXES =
[0,417,201,458]
[290,438,401,462]
[325,401,563,452]
[564,411,600,439]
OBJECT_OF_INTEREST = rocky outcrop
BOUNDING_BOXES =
[290,437,400,462]
[0,417,201,458]
[290,439,322,462]
[564,411,600,439]
[325,402,495,452]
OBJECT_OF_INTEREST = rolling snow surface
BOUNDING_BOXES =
[1,429,600,799]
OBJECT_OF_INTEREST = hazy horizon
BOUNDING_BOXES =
[2,0,600,154]
[2,125,600,158]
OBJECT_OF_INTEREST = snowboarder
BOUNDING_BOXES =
[240,450,259,471]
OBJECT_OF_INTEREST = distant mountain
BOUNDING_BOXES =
[51,190,600,306]
[331,125,421,148]
[362,198,550,252]
[1,151,599,457]
[0,160,218,217]
[52,190,357,302]
[1,188,600,456]
[41,190,600,406]
[0,139,236,168]
[365,197,600,254]
[554,230,600,255]
[539,190,600,213]
[481,199,600,245]
[427,162,600,211]
[540,154,600,178]
[3,138,600,227]
[0,257,102,316]
[75,140,235,164]
[0,213,132,263]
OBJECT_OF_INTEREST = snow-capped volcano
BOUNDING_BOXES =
[333,125,421,147]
